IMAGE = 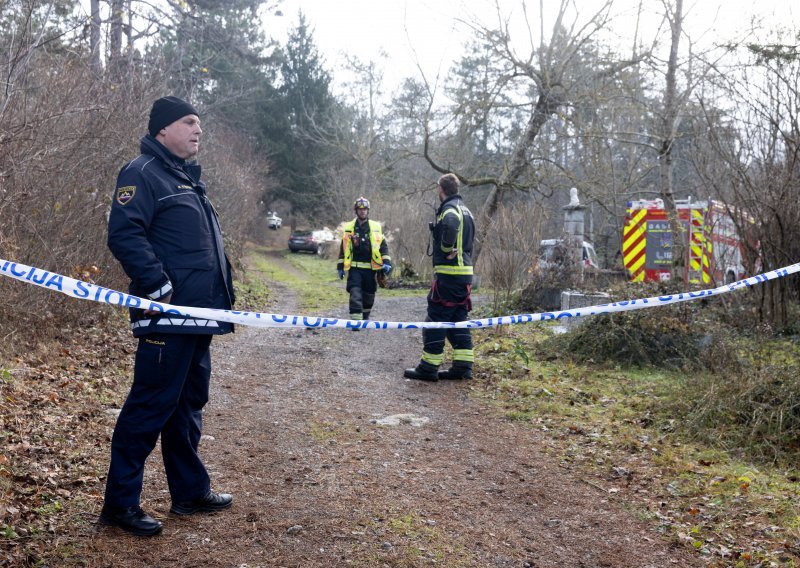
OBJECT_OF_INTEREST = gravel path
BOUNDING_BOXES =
[80,254,701,567]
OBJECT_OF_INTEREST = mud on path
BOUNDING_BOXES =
[79,250,700,567]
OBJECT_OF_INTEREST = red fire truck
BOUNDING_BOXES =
[622,197,754,285]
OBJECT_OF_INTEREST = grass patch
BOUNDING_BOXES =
[306,419,357,443]
[470,323,800,566]
[233,265,272,311]
[247,246,428,314]
[248,247,342,311]
[356,508,473,567]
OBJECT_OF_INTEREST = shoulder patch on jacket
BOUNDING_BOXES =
[116,186,136,205]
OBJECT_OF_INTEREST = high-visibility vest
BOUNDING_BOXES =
[342,219,384,270]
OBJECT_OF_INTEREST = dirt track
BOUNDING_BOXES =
[76,249,701,567]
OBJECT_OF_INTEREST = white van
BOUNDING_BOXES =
[267,212,282,230]
[539,239,599,269]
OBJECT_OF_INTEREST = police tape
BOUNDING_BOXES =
[1,257,799,330]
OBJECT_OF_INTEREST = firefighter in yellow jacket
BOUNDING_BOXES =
[337,197,392,325]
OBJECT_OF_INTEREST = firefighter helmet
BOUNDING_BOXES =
[354,197,370,210]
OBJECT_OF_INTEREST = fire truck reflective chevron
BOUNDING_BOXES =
[622,207,648,282]
[622,198,754,284]
[687,208,711,284]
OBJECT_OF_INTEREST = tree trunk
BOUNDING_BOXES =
[659,0,685,281]
[108,0,124,77]
[473,90,557,264]
[89,0,102,76]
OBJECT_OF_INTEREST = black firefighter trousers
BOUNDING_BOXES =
[419,275,474,372]
[346,267,378,320]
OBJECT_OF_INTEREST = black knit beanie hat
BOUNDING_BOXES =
[148,96,199,137]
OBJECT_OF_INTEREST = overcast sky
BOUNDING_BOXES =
[263,0,798,94]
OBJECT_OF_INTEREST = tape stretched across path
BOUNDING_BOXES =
[1,258,799,330]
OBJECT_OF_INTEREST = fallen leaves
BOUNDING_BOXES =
[472,324,800,567]
[0,322,131,565]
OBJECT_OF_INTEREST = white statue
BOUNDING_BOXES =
[569,187,580,206]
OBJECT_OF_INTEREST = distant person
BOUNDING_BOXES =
[337,197,392,326]
[101,96,236,536]
[404,173,475,381]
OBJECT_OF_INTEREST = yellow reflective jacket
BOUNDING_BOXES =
[341,219,387,270]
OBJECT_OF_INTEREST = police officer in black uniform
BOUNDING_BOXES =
[100,96,235,536]
[404,173,476,381]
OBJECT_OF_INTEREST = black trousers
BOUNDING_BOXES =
[346,267,377,320]
[420,276,474,370]
[104,333,213,507]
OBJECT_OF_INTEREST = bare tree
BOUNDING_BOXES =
[340,56,386,198]
[108,0,124,63]
[89,0,102,75]
[311,55,394,218]
[0,1,57,117]
[649,0,753,282]
[657,0,687,278]
[697,39,800,326]
[420,0,644,265]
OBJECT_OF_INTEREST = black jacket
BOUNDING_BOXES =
[107,135,235,336]
[431,194,475,279]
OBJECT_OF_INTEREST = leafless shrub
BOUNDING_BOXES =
[479,201,544,311]
[378,192,437,282]
[0,53,163,338]
[0,50,269,353]
[201,123,271,268]
[517,265,575,312]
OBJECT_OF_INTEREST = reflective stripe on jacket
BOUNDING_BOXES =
[432,195,475,276]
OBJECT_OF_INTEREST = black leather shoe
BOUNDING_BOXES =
[403,367,438,382]
[99,505,163,536]
[438,367,473,380]
[170,490,233,516]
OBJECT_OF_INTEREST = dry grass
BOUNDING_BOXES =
[470,317,800,566]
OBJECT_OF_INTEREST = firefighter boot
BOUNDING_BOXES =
[403,361,438,382]
[437,364,473,380]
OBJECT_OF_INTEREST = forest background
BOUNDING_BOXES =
[2,0,799,336]
[0,1,800,565]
